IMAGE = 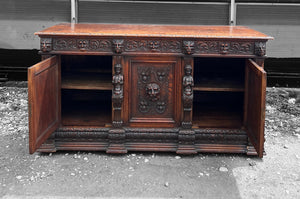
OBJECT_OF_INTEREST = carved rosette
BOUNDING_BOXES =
[137,66,170,114]
[255,42,266,56]
[40,38,52,52]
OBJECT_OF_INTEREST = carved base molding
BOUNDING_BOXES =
[36,127,254,155]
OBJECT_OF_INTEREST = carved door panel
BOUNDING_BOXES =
[126,57,181,127]
[245,59,266,158]
[28,56,61,154]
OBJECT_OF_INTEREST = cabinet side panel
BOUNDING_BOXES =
[245,59,266,158]
[28,56,60,153]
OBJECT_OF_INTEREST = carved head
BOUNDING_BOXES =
[255,42,266,56]
[220,42,229,54]
[184,65,192,75]
[148,41,160,51]
[146,83,160,101]
[40,38,52,52]
[113,39,124,53]
[183,41,195,55]
[114,63,122,74]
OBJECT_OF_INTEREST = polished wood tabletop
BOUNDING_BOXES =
[36,23,273,40]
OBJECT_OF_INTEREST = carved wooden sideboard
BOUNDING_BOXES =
[28,23,273,157]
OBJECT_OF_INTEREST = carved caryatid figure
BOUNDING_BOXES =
[112,64,124,97]
[183,65,194,96]
[182,64,194,109]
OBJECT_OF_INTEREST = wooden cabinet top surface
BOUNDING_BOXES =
[36,23,273,40]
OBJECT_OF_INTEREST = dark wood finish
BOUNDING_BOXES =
[28,56,60,154]
[127,56,181,128]
[28,24,272,157]
[245,59,267,158]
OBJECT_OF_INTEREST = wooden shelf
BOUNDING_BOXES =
[61,73,112,90]
[62,100,111,127]
[194,79,244,92]
[193,107,243,128]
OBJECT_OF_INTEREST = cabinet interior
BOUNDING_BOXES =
[193,58,245,128]
[61,55,112,127]
[59,56,246,128]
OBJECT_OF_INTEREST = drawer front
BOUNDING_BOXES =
[127,57,181,127]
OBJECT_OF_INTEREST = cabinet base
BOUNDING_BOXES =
[36,127,258,156]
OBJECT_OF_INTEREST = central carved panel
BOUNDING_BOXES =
[137,66,170,114]
[129,58,177,126]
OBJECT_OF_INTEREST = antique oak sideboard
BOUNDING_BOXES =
[28,23,273,157]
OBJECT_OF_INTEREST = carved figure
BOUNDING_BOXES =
[183,65,194,96]
[182,64,194,110]
[112,64,124,97]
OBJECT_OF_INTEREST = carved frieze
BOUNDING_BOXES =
[44,37,257,56]
[125,39,181,53]
[52,38,112,51]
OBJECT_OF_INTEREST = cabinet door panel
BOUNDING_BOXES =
[28,56,60,154]
[127,57,181,127]
[245,59,266,158]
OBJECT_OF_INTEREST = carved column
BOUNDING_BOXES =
[107,55,127,153]
[177,57,196,154]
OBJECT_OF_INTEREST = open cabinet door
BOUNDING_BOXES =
[245,59,266,158]
[28,56,61,154]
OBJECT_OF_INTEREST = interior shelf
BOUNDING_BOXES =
[61,73,112,90]
[193,57,245,92]
[192,91,244,128]
[192,106,243,128]
[61,90,112,127]
[194,78,244,92]
[61,55,112,90]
